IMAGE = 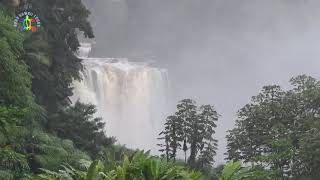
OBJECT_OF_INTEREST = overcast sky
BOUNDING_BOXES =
[83,0,320,164]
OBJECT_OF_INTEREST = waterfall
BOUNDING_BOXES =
[72,44,169,152]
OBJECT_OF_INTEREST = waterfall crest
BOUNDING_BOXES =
[72,44,169,152]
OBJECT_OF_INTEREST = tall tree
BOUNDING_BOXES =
[226,75,320,178]
[157,128,171,162]
[176,99,197,165]
[21,0,94,115]
[50,101,115,156]
[197,105,218,168]
[158,115,182,162]
[226,85,287,164]
[159,99,219,168]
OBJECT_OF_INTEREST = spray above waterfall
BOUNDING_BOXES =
[72,43,169,152]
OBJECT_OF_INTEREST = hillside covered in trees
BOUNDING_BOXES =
[1,0,320,180]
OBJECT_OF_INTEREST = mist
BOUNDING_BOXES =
[82,0,320,164]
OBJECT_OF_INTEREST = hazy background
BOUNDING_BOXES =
[82,0,320,164]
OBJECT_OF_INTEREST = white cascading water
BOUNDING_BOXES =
[71,43,169,153]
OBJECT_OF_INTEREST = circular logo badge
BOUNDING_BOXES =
[13,11,41,32]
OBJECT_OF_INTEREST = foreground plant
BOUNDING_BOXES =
[38,151,203,180]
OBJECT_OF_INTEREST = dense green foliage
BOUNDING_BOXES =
[218,160,280,180]
[219,161,252,180]
[50,101,115,156]
[226,75,320,179]
[0,1,110,179]
[0,12,33,108]
[38,151,203,180]
[25,0,94,114]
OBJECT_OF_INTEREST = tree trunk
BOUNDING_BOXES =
[188,142,197,166]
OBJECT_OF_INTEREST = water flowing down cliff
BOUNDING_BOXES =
[72,44,169,152]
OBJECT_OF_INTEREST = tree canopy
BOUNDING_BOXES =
[226,75,320,178]
[158,99,219,170]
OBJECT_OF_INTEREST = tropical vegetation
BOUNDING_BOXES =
[1,0,320,179]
